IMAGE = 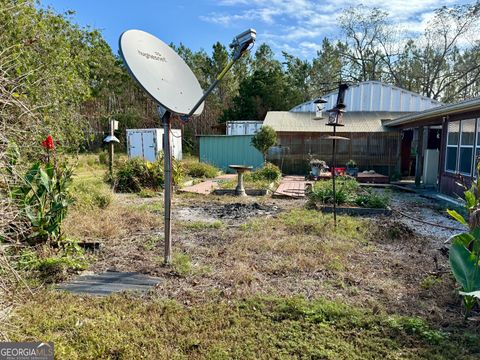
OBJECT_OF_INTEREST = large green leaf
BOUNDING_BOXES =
[449,242,480,292]
[447,209,467,225]
[451,233,475,247]
[464,190,476,209]
[39,168,51,192]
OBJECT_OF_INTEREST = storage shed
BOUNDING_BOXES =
[126,128,182,162]
[199,135,264,172]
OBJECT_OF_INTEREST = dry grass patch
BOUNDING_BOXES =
[7,291,480,360]
[228,209,367,275]
[64,201,161,242]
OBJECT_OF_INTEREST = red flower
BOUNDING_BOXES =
[42,135,54,150]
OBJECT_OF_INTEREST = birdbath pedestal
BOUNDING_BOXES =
[229,165,253,196]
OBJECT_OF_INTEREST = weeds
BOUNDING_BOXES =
[15,240,88,283]
[309,178,390,209]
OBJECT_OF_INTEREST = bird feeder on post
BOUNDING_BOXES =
[103,119,119,179]
[325,84,349,228]
[313,98,328,120]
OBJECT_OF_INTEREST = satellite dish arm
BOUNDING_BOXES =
[182,29,256,121]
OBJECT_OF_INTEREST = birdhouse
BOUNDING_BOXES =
[313,98,327,120]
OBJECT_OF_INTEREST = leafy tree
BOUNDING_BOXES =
[221,68,301,121]
[311,38,346,96]
[282,52,313,102]
[251,125,277,164]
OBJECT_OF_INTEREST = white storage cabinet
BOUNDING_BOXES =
[126,128,182,162]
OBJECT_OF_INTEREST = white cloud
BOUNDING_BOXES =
[200,0,472,59]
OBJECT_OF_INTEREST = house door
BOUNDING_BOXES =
[400,130,414,176]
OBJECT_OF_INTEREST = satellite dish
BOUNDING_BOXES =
[119,29,204,116]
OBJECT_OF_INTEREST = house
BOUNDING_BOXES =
[384,97,480,197]
[264,81,441,175]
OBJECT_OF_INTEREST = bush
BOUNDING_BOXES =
[184,162,219,179]
[113,158,162,193]
[112,156,184,193]
[250,162,281,182]
[251,125,277,162]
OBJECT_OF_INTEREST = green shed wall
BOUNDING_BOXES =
[199,135,264,173]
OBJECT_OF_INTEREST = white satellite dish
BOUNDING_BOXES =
[119,29,204,116]
[118,28,256,265]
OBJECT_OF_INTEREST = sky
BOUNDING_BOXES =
[42,0,471,60]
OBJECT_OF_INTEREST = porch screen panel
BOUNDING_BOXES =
[459,119,475,175]
[445,121,459,172]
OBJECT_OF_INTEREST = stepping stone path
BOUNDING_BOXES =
[57,270,160,296]
[273,176,310,198]
[180,174,236,195]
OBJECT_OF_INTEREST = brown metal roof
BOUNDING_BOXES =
[264,111,408,133]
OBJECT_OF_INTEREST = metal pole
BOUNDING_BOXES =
[332,124,337,228]
[109,119,114,179]
[161,110,172,264]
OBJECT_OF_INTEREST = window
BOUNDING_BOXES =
[460,119,475,175]
[445,119,477,175]
[445,121,459,172]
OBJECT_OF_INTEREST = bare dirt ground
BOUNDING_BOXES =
[78,190,475,329]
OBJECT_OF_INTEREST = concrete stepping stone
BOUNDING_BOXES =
[57,270,160,296]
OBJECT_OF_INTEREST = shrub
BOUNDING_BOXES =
[250,162,281,182]
[251,125,277,163]
[112,156,184,193]
[184,162,219,179]
[113,158,162,193]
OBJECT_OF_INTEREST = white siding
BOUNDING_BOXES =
[290,81,441,113]
[226,121,263,135]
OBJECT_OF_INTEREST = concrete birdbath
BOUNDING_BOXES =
[229,165,253,196]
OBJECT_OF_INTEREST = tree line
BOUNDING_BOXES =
[1,0,480,155]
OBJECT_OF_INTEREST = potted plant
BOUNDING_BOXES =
[346,159,358,177]
[309,159,328,177]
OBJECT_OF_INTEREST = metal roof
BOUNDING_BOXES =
[290,81,441,113]
[264,111,409,133]
[384,97,480,127]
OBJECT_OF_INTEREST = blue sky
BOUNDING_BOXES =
[42,0,469,60]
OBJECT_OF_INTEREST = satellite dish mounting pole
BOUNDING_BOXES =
[159,107,173,264]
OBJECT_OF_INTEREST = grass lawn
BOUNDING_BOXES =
[8,292,478,359]
[2,155,480,359]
